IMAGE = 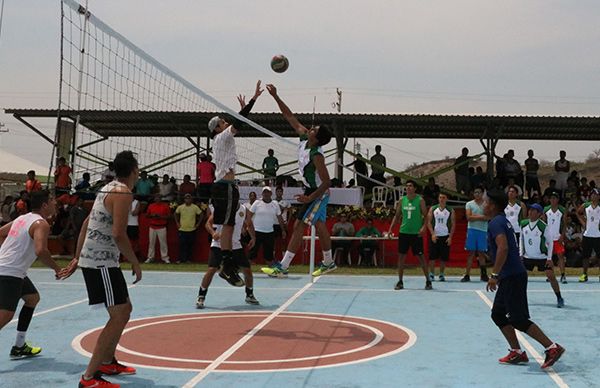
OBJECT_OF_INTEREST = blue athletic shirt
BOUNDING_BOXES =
[487,213,526,279]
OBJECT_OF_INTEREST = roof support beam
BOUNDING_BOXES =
[12,114,56,146]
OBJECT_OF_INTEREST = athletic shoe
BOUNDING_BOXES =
[480,274,489,282]
[144,258,153,264]
[219,268,245,286]
[312,261,338,277]
[245,295,260,305]
[196,295,205,309]
[79,373,120,387]
[425,280,433,290]
[438,274,446,282]
[557,297,565,308]
[460,275,470,282]
[394,280,404,290]
[541,344,565,369]
[98,358,136,375]
[10,343,41,359]
[546,278,550,282]
[261,262,288,278]
[499,350,529,365]
[560,274,567,284]
[162,258,171,264]
[428,272,435,282]
[579,274,588,282]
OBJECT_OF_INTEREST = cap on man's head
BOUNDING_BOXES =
[529,203,544,213]
[550,191,560,198]
[262,186,272,192]
[208,116,221,132]
[184,193,192,199]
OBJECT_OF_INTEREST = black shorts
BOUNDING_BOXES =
[127,225,139,240]
[211,182,240,226]
[273,224,283,238]
[398,233,423,255]
[208,247,250,269]
[582,236,600,259]
[492,272,530,323]
[295,188,317,221]
[81,267,129,308]
[429,236,450,261]
[0,276,38,312]
[523,258,551,272]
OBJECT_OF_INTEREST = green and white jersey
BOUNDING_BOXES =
[400,195,423,234]
[519,219,553,260]
[505,201,524,233]
[298,134,324,189]
[544,205,566,241]
[431,204,452,237]
[583,202,600,238]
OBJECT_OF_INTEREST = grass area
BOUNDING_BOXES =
[33,258,597,278]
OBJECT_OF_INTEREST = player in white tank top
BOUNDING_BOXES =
[505,186,526,238]
[543,192,568,283]
[577,189,600,282]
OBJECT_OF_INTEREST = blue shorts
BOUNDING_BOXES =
[299,192,329,226]
[465,228,487,252]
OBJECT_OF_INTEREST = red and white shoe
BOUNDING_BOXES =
[98,358,136,375]
[542,344,565,369]
[78,373,120,387]
[499,349,529,364]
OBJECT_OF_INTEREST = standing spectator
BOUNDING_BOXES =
[427,193,455,282]
[243,191,257,211]
[564,178,578,202]
[54,157,72,196]
[554,150,570,196]
[422,177,441,206]
[0,196,14,225]
[461,186,489,282]
[262,149,279,185]
[454,147,470,195]
[196,154,215,203]
[524,150,540,199]
[576,188,600,282]
[356,218,381,266]
[25,170,42,193]
[175,193,202,263]
[127,196,141,260]
[158,174,176,202]
[331,214,355,266]
[370,145,387,183]
[503,150,523,188]
[248,187,286,265]
[75,172,94,200]
[15,191,30,217]
[145,193,171,264]
[543,179,559,201]
[134,170,154,202]
[101,162,116,182]
[65,197,88,248]
[347,153,369,190]
[274,186,291,260]
[178,174,196,201]
[471,166,487,189]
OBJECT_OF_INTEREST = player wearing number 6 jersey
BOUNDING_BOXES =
[576,188,600,282]
[520,204,564,308]
[388,180,431,290]
[426,193,455,282]
[543,191,568,284]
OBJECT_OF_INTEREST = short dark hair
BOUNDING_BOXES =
[473,184,485,193]
[27,170,35,176]
[30,190,50,210]
[316,124,332,146]
[405,179,417,186]
[486,188,508,212]
[113,151,138,178]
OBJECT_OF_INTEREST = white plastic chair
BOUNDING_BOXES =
[372,186,388,208]
[393,186,406,209]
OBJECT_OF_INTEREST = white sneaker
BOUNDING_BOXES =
[144,258,153,264]
[162,258,171,264]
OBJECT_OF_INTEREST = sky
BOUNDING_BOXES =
[1,0,599,176]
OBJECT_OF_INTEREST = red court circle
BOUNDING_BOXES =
[72,312,416,372]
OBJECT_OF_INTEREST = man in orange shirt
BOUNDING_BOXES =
[196,154,215,203]
[144,193,171,264]
[25,171,42,193]
[54,157,72,196]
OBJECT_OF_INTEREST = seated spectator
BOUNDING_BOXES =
[75,172,95,200]
[51,195,70,238]
[564,178,578,201]
[356,218,382,266]
[145,193,171,263]
[331,214,355,266]
[565,214,583,267]
[346,178,356,188]
[25,170,43,193]
[101,161,116,182]
[179,174,196,201]
[63,197,88,249]
[0,196,14,225]
[423,177,441,206]
[159,174,176,202]
[578,177,590,202]
[135,171,154,202]
[569,170,580,188]
[471,166,487,189]
[543,179,559,200]
[15,191,30,217]
[566,193,581,214]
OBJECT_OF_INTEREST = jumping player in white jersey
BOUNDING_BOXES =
[519,204,564,308]
[65,151,141,388]
[576,188,600,282]
[543,191,568,284]
[196,204,258,308]
[426,193,455,282]
[0,191,69,359]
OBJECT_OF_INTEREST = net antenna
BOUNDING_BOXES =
[54,0,299,187]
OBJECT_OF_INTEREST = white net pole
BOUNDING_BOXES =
[309,225,316,283]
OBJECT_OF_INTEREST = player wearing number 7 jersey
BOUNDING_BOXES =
[388,180,431,290]
[542,191,568,284]
[576,188,600,282]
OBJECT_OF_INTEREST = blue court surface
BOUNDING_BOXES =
[1,268,598,388]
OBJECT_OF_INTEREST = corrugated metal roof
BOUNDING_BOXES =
[5,108,600,140]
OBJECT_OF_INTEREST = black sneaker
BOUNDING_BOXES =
[480,274,489,282]
[460,275,471,282]
[560,275,567,284]
[425,280,433,290]
[196,295,205,309]
[245,295,260,305]
[394,280,404,290]
[219,269,245,287]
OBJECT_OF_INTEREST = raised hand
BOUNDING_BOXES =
[253,80,264,99]
[237,94,247,110]
[266,84,277,97]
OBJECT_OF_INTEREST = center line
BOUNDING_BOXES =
[475,290,569,388]
[182,277,320,387]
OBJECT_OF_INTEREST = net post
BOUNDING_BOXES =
[309,225,316,283]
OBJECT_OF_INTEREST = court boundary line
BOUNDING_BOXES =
[476,290,569,388]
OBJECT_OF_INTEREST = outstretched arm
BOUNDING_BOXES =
[231,80,264,134]
[266,84,309,136]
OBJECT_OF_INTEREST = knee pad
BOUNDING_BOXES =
[491,310,509,328]
[512,319,534,333]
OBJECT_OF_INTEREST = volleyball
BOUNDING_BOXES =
[270,55,289,73]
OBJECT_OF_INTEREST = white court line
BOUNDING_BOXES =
[181,277,321,388]
[475,291,569,388]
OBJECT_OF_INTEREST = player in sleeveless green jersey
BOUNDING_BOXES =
[426,193,455,282]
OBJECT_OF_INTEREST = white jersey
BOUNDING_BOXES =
[431,205,452,237]
[505,201,524,233]
[0,213,43,278]
[583,202,600,238]
[520,219,553,260]
[128,199,139,226]
[250,200,281,233]
[79,181,129,269]
[275,198,291,223]
[210,204,246,250]
[544,205,566,241]
[213,126,236,181]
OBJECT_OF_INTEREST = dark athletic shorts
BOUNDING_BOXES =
[0,276,38,312]
[398,233,423,255]
[273,224,283,238]
[127,225,139,240]
[523,258,552,272]
[81,267,129,308]
[208,247,250,269]
[492,272,530,324]
[429,236,450,261]
[582,236,600,259]
[211,182,240,226]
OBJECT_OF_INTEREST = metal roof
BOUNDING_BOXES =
[5,108,600,140]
